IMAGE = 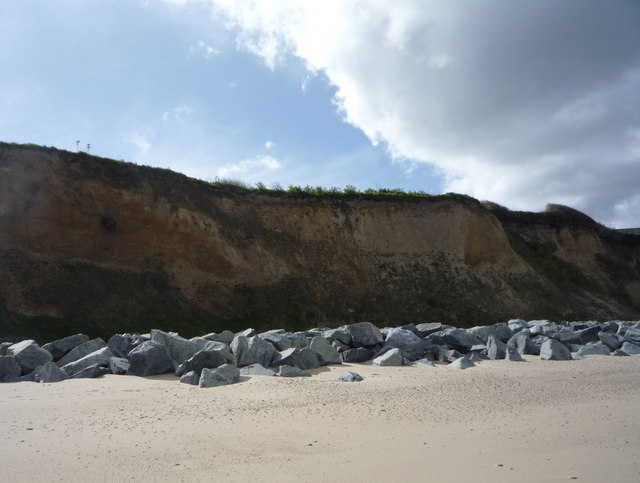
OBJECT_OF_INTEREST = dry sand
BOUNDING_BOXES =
[1,355,639,482]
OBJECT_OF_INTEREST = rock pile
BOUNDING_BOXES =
[1,320,639,386]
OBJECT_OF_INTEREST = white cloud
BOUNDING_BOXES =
[189,40,220,59]
[124,132,151,154]
[201,0,640,227]
[161,105,195,122]
[217,154,282,180]
[265,140,275,150]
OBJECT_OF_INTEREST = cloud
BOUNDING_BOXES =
[217,154,282,180]
[124,132,151,154]
[202,0,640,226]
[265,140,275,150]
[161,105,195,122]
[189,40,220,59]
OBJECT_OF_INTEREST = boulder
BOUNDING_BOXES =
[486,335,506,360]
[202,330,235,346]
[321,328,352,345]
[576,344,610,357]
[175,348,235,377]
[276,348,320,370]
[439,328,482,352]
[332,340,351,353]
[33,362,68,383]
[624,327,640,340]
[613,349,630,356]
[57,338,106,367]
[505,347,524,361]
[8,340,53,375]
[415,322,443,337]
[42,334,90,361]
[467,352,483,363]
[340,347,375,363]
[0,355,23,382]
[277,365,311,377]
[540,339,573,361]
[127,341,174,376]
[237,328,257,338]
[467,323,512,343]
[309,336,342,365]
[109,357,130,375]
[61,347,114,377]
[507,330,536,355]
[338,371,364,382]
[231,336,277,367]
[383,328,431,361]
[598,331,622,351]
[415,358,436,366]
[239,364,276,376]
[620,341,640,355]
[551,328,584,346]
[507,319,528,333]
[436,346,463,363]
[450,355,475,369]
[0,342,11,356]
[107,334,135,358]
[199,364,240,387]
[260,332,308,351]
[372,348,403,366]
[70,365,112,379]
[150,330,200,366]
[179,371,200,385]
[577,326,601,344]
[345,322,384,348]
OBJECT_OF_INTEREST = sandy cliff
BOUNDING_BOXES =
[1,143,639,340]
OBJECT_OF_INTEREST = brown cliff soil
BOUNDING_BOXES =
[1,142,639,342]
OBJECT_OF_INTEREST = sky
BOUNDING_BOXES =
[2,1,640,228]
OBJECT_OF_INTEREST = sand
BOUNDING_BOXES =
[1,355,639,482]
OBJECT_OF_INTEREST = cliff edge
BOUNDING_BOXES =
[1,142,639,341]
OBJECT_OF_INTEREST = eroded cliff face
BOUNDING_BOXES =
[1,143,639,341]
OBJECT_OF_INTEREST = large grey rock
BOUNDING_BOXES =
[345,322,384,348]
[70,365,112,379]
[450,355,475,369]
[150,330,200,366]
[321,328,352,345]
[107,334,135,358]
[175,348,235,377]
[0,355,22,382]
[42,334,90,361]
[383,328,430,361]
[34,362,68,383]
[507,330,536,355]
[577,326,601,344]
[623,327,640,340]
[507,319,528,333]
[540,339,573,361]
[486,335,507,360]
[435,346,463,363]
[338,371,364,382]
[620,341,640,355]
[415,322,443,337]
[237,328,257,338]
[260,332,308,351]
[127,341,174,376]
[505,347,524,361]
[231,336,277,367]
[61,347,114,377]
[332,340,351,353]
[199,364,240,387]
[551,328,584,346]
[277,365,311,377]
[179,371,200,385]
[57,338,106,367]
[109,357,130,375]
[598,331,622,351]
[340,347,375,363]
[576,344,610,357]
[372,348,403,366]
[309,336,342,365]
[613,349,630,356]
[202,330,235,346]
[439,329,482,352]
[468,323,512,343]
[276,348,320,370]
[239,364,276,376]
[8,340,53,375]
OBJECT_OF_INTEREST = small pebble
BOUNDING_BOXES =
[568,477,578,480]
[495,464,503,467]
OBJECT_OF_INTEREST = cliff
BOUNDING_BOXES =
[1,142,639,341]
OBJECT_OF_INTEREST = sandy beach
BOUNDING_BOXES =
[1,355,639,483]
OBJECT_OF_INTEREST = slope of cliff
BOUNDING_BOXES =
[1,142,639,341]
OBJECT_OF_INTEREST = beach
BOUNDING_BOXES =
[1,355,639,482]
